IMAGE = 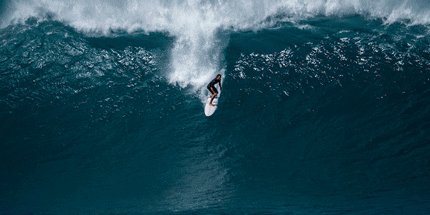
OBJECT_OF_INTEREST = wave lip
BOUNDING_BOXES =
[3,0,430,31]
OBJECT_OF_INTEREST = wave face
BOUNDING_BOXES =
[1,1,430,214]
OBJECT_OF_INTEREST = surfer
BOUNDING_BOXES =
[207,74,222,106]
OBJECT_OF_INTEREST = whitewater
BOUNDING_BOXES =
[1,0,430,214]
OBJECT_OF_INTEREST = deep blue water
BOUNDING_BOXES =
[1,1,430,214]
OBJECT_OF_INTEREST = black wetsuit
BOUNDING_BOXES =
[207,78,221,94]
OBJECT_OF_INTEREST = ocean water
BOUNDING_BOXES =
[1,0,430,214]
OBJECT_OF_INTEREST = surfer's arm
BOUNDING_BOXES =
[219,82,222,90]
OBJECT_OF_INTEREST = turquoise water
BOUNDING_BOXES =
[1,0,430,214]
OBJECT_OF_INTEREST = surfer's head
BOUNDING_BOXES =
[216,74,221,80]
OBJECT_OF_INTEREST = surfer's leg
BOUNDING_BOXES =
[208,86,215,96]
[209,92,217,106]
[212,87,218,97]
[209,87,218,106]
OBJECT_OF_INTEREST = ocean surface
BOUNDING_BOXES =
[1,0,430,214]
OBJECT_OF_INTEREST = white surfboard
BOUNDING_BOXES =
[204,97,218,117]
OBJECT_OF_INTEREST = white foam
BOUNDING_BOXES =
[4,0,430,35]
[2,0,430,97]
